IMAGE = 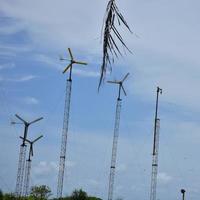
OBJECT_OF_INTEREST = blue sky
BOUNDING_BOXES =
[1,0,200,200]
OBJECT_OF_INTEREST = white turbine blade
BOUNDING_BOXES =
[30,117,43,125]
[68,48,73,60]
[33,135,43,143]
[74,61,87,65]
[63,64,72,74]
[15,114,26,123]
[122,85,127,96]
[122,73,130,82]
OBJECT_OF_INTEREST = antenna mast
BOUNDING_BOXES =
[150,87,162,200]
[13,114,43,197]
[57,48,87,198]
[107,73,129,200]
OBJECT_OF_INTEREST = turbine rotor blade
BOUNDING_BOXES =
[122,72,130,82]
[30,117,43,125]
[74,61,87,65]
[63,64,72,74]
[68,48,73,60]
[107,80,120,84]
[33,135,43,143]
[121,85,127,96]
[15,114,26,124]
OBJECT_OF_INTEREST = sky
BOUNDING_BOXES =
[0,0,200,200]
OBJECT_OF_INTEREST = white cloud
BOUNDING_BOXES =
[23,97,39,105]
[88,179,100,186]
[0,21,26,35]
[1,0,200,112]
[33,161,58,177]
[116,163,127,173]
[34,54,62,70]
[0,62,15,70]
[1,1,200,200]
[73,68,99,78]
[158,172,173,184]
[17,75,37,82]
[34,53,99,78]
[0,44,31,54]
[0,75,37,82]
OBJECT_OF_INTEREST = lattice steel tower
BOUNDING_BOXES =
[150,87,162,200]
[13,114,43,197]
[21,135,43,196]
[107,73,129,200]
[57,48,87,198]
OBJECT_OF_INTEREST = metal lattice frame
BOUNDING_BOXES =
[23,160,32,196]
[150,87,162,200]
[108,98,122,200]
[15,145,27,197]
[57,79,72,198]
[150,119,160,200]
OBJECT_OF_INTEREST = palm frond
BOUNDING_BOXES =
[98,0,132,90]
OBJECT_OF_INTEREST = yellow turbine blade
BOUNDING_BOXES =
[68,48,73,60]
[74,61,87,65]
[63,64,72,74]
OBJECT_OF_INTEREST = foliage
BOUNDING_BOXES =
[71,189,87,200]
[99,0,132,89]
[0,190,3,200]
[30,185,52,200]
[3,193,16,200]
[52,189,102,200]
[0,188,102,200]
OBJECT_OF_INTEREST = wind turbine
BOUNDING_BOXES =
[60,48,87,80]
[107,73,129,200]
[13,114,43,197]
[57,48,87,198]
[20,135,43,196]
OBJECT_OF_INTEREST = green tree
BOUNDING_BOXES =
[3,193,16,200]
[0,189,3,200]
[30,185,51,200]
[71,189,87,200]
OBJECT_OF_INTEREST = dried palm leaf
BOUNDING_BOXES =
[98,0,132,89]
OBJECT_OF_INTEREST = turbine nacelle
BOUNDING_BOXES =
[13,114,43,146]
[107,73,130,98]
[20,135,43,159]
[61,48,87,75]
